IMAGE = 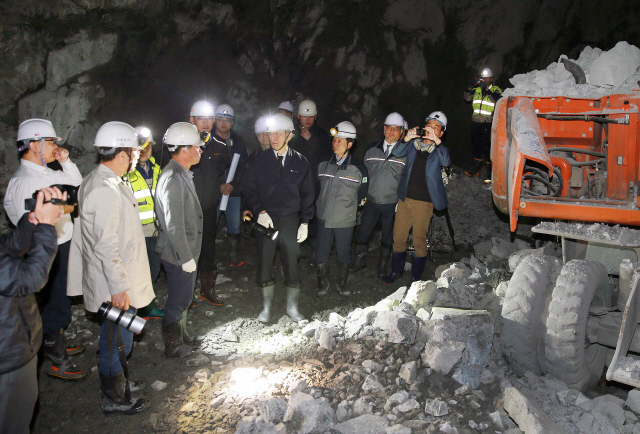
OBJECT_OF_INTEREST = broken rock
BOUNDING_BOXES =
[424,399,448,417]
[398,361,417,384]
[287,398,335,434]
[503,387,569,434]
[422,340,465,375]
[362,373,384,392]
[372,311,418,344]
[334,414,388,434]
[402,280,437,309]
[283,392,314,422]
[626,389,640,414]
[258,398,287,424]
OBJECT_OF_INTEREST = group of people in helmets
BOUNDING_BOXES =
[0,96,451,421]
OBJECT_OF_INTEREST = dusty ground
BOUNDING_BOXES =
[28,172,536,433]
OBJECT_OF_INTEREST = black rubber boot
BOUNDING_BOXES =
[199,271,224,306]
[180,310,196,345]
[411,254,428,282]
[307,238,317,268]
[484,161,492,184]
[43,329,87,380]
[336,263,351,296]
[350,243,369,273]
[383,251,406,284]
[258,285,274,323]
[161,321,195,358]
[465,158,484,177]
[228,233,244,266]
[100,371,150,416]
[286,286,305,322]
[316,263,330,296]
[377,244,393,278]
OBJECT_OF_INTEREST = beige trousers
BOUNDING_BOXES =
[393,198,433,257]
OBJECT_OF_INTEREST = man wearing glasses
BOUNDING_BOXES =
[351,112,408,279]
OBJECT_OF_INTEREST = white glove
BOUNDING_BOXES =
[182,259,197,273]
[297,223,308,243]
[257,212,274,229]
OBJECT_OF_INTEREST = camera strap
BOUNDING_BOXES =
[107,321,131,401]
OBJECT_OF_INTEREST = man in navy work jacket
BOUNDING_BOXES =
[384,111,451,283]
[241,113,315,323]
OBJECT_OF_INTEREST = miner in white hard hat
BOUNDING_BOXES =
[289,98,332,268]
[188,100,230,307]
[277,101,294,118]
[241,113,314,324]
[67,121,153,416]
[154,122,205,359]
[315,121,368,297]
[4,118,86,381]
[351,112,408,278]
[463,67,502,183]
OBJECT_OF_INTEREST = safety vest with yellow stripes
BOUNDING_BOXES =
[128,156,160,225]
[472,85,502,117]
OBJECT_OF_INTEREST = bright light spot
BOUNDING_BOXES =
[139,127,151,138]
[229,367,269,398]
[266,116,276,128]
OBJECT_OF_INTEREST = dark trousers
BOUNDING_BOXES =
[255,214,301,288]
[145,236,161,283]
[316,224,354,265]
[471,121,492,162]
[40,240,71,334]
[161,259,197,324]
[0,356,37,434]
[355,202,396,247]
[99,310,134,376]
[198,207,217,273]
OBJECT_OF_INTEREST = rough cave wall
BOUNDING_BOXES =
[0,0,638,203]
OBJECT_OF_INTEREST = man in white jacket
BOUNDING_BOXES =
[4,119,85,381]
[67,122,154,416]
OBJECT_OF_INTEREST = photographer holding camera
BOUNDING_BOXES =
[3,119,86,382]
[67,122,154,416]
[463,67,502,183]
[0,186,65,433]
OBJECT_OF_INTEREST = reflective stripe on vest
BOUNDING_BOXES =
[128,156,160,226]
[472,86,501,117]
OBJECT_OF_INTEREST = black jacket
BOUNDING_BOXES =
[289,124,333,194]
[0,214,57,374]
[241,147,315,223]
[192,138,231,210]
[212,130,249,198]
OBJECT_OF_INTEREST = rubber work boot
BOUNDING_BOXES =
[94,350,144,391]
[350,243,369,273]
[377,243,393,278]
[316,263,330,297]
[484,161,492,184]
[137,299,164,320]
[336,263,351,296]
[383,251,406,284]
[199,271,224,306]
[228,233,245,267]
[100,371,150,416]
[464,158,483,177]
[43,329,87,380]
[411,254,428,282]
[258,285,275,323]
[180,310,196,345]
[307,238,317,268]
[286,286,305,322]
[161,321,195,358]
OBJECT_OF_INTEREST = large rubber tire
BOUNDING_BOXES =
[545,260,610,392]
[501,255,563,375]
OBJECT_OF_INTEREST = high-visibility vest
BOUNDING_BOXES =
[128,156,160,225]
[472,85,502,117]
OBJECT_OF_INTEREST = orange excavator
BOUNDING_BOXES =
[493,68,640,391]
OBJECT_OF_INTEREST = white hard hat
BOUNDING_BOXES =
[255,116,269,134]
[481,67,493,78]
[330,121,356,139]
[94,122,141,151]
[17,119,61,142]
[403,120,408,130]
[298,99,317,116]
[163,122,204,151]
[278,101,294,113]
[384,112,404,127]
[216,104,234,118]
[135,126,154,147]
[190,100,215,117]
[425,111,447,131]
[266,113,295,132]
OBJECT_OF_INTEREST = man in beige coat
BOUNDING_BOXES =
[68,121,154,416]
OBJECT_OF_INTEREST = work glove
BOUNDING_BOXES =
[182,259,197,273]
[257,212,274,229]
[297,223,308,243]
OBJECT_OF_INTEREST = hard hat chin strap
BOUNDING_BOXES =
[38,139,47,167]
[271,131,291,153]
